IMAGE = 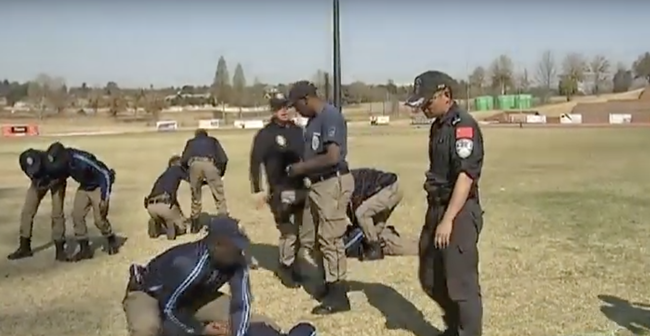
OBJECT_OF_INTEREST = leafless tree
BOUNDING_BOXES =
[535,50,557,102]
[489,55,514,95]
[468,66,486,96]
[560,53,587,99]
[589,54,611,95]
[515,69,531,92]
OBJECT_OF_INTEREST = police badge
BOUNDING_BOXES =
[275,135,286,147]
[311,133,320,150]
[26,156,33,165]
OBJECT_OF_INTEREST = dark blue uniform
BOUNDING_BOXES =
[148,165,189,200]
[66,148,115,201]
[180,134,228,174]
[126,240,252,336]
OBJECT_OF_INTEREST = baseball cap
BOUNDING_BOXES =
[20,149,43,177]
[205,214,250,251]
[405,71,456,108]
[267,91,290,111]
[287,81,318,106]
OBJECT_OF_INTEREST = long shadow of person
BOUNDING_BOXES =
[348,280,442,336]
[599,294,650,334]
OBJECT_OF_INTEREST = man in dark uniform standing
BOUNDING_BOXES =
[145,155,192,240]
[286,81,354,315]
[405,71,485,336]
[47,142,120,262]
[7,148,68,261]
[249,89,312,288]
[181,129,229,231]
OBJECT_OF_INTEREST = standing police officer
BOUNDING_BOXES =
[145,155,191,240]
[46,142,120,262]
[286,80,354,315]
[405,71,485,336]
[181,129,229,231]
[249,89,312,288]
[7,148,68,261]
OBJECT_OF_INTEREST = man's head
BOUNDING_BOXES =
[265,89,291,122]
[168,155,182,167]
[203,214,249,270]
[46,142,65,157]
[195,129,208,137]
[405,71,456,118]
[287,81,320,117]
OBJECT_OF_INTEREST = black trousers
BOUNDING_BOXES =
[418,198,483,336]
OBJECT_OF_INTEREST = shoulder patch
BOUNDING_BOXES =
[456,127,473,139]
[327,126,336,138]
[455,139,474,159]
[26,156,33,165]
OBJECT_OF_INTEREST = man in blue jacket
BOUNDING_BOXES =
[46,142,119,261]
[122,214,317,336]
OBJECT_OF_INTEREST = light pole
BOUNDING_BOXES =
[332,0,342,110]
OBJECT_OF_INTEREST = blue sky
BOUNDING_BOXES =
[1,1,647,87]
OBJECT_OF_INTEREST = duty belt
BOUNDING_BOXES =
[146,193,171,205]
[309,167,350,184]
[189,157,214,165]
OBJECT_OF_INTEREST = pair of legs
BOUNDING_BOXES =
[146,201,188,240]
[418,200,483,336]
[189,160,228,224]
[301,173,354,315]
[69,187,120,261]
[344,225,418,258]
[8,180,67,260]
[123,290,280,336]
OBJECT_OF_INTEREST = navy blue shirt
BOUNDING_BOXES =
[181,134,229,174]
[140,240,251,336]
[148,165,189,199]
[66,148,114,200]
[303,104,349,177]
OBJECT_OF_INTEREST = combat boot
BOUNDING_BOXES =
[190,217,202,234]
[6,237,34,260]
[361,242,384,261]
[147,218,163,238]
[106,234,120,255]
[54,240,67,262]
[311,281,351,315]
[68,239,94,262]
[275,264,301,289]
[165,224,177,240]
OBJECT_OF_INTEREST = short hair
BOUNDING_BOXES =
[195,129,208,137]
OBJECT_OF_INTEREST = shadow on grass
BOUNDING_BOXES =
[249,243,441,336]
[599,294,650,335]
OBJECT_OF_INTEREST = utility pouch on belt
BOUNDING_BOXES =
[423,182,452,205]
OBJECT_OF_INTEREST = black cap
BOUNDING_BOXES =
[266,91,290,111]
[287,81,318,106]
[405,71,456,108]
[205,214,249,251]
[20,149,43,177]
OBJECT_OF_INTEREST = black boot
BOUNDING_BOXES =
[190,218,202,234]
[68,239,93,262]
[361,242,384,261]
[7,237,33,260]
[275,264,301,289]
[148,218,163,238]
[165,224,177,240]
[54,240,67,262]
[106,234,120,255]
[311,281,351,315]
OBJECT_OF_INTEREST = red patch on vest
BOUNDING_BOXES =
[456,127,473,139]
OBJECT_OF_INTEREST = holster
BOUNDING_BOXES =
[423,182,452,206]
[269,188,308,220]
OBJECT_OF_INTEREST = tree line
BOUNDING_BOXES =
[1,51,649,117]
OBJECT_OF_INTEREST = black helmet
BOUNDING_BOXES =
[264,88,289,112]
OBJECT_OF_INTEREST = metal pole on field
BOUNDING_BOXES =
[332,0,342,110]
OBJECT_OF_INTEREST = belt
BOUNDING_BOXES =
[147,194,171,204]
[190,157,213,163]
[309,167,350,184]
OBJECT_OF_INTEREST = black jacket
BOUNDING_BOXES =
[148,165,190,200]
[65,148,114,200]
[349,168,398,211]
[181,134,228,175]
[249,120,304,194]
[134,240,251,336]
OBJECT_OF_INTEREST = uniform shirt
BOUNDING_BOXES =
[19,149,49,186]
[66,148,114,200]
[148,165,190,199]
[181,134,229,175]
[303,104,349,177]
[249,120,304,194]
[426,103,484,193]
[139,240,251,336]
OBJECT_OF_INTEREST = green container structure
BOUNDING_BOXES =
[474,96,495,111]
[497,95,516,110]
[514,94,533,110]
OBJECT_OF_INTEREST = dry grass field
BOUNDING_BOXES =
[1,126,650,336]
